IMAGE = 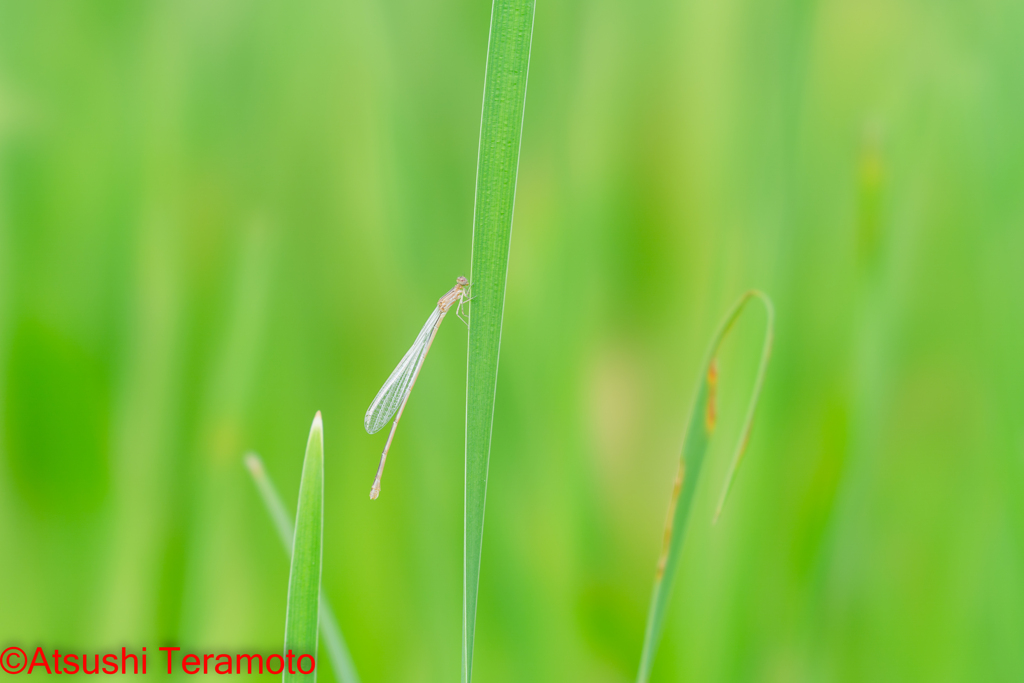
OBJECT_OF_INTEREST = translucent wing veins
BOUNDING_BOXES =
[364,306,442,434]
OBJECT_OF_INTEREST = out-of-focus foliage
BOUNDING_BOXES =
[0,1,1022,682]
[637,291,773,683]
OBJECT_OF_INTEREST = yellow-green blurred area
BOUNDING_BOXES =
[1,0,1023,681]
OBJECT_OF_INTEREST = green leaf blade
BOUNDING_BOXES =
[284,412,325,683]
[464,1,537,682]
[636,291,775,683]
[245,452,361,683]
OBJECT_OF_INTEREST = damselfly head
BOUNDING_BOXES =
[457,275,469,286]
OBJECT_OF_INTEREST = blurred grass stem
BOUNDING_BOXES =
[636,291,774,683]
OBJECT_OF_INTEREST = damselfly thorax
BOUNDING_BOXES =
[438,275,469,314]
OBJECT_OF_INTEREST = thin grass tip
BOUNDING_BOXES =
[244,452,264,476]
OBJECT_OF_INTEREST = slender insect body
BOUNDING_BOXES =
[364,276,470,499]
[439,293,458,312]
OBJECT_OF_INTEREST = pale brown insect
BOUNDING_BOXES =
[364,276,470,499]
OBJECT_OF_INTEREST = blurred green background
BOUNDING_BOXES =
[1,0,1023,681]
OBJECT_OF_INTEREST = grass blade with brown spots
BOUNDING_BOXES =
[635,290,775,683]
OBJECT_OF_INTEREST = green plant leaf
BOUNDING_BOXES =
[464,1,537,682]
[636,291,775,683]
[284,412,325,683]
[245,452,361,683]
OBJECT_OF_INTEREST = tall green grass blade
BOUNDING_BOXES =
[464,1,537,681]
[245,453,361,683]
[635,291,775,683]
[284,412,325,683]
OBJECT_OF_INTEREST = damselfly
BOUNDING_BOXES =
[364,276,470,499]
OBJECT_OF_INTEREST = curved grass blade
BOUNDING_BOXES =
[464,0,536,681]
[245,454,295,550]
[284,412,325,683]
[635,291,775,683]
[245,453,361,683]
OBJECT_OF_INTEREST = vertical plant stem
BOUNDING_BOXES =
[284,412,325,683]
[464,1,537,681]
